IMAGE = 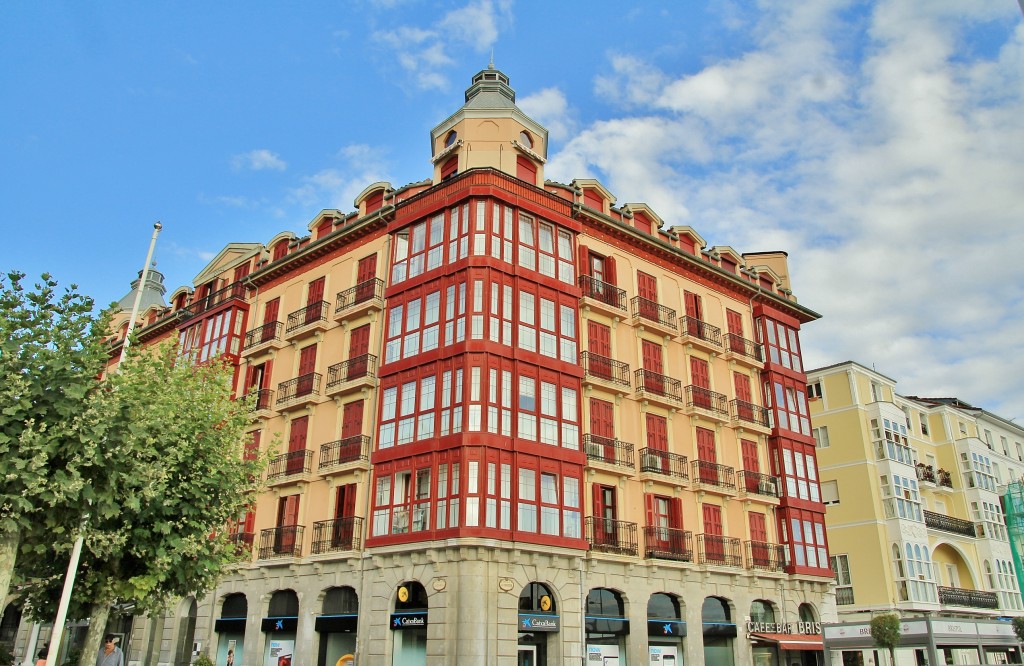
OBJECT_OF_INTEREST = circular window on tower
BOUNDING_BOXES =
[444,130,458,148]
[519,130,533,149]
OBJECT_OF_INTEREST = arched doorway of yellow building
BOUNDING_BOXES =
[932,542,980,596]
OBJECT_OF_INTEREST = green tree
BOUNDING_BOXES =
[18,343,266,666]
[0,272,111,608]
[870,613,901,666]
[1011,616,1024,643]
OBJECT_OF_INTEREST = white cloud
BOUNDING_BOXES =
[231,149,287,171]
[372,0,511,91]
[289,144,392,210]
[551,0,1024,418]
[517,87,575,142]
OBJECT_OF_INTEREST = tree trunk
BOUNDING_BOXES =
[0,525,22,609]
[889,646,897,666]
[80,602,110,666]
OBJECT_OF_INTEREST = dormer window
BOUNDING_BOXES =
[444,130,458,148]
[519,130,533,149]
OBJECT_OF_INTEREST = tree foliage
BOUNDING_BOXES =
[0,271,111,607]
[1012,616,1024,643]
[19,343,266,616]
[870,613,901,666]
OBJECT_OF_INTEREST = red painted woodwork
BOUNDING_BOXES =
[588,321,612,379]
[297,344,317,396]
[287,416,309,475]
[642,340,664,394]
[341,400,364,438]
[365,191,384,214]
[697,427,716,462]
[516,155,537,184]
[633,211,652,234]
[589,398,615,462]
[726,309,743,335]
[583,189,604,211]
[646,414,668,451]
[734,371,755,421]
[355,254,378,302]
[684,291,702,336]
[749,511,770,565]
[332,484,358,547]
[702,503,724,560]
[441,155,458,180]
[347,324,370,379]
[742,439,759,473]
[272,241,289,261]
[276,494,300,552]
[232,261,251,283]
[637,271,659,320]
[593,484,617,546]
[263,298,280,326]
[690,357,711,409]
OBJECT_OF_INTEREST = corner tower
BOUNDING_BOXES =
[429,65,548,186]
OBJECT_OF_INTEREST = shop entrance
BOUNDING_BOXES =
[517,645,537,666]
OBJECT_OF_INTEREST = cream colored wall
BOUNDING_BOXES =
[435,116,545,185]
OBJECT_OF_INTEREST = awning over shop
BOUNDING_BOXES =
[751,633,824,651]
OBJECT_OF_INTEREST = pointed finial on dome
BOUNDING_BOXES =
[489,50,494,69]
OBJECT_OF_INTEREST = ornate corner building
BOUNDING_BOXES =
[808,361,1024,665]
[2,68,834,666]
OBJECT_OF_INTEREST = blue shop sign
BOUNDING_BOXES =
[648,620,686,637]
[519,614,560,632]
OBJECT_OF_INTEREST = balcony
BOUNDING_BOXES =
[836,587,855,605]
[639,448,689,483]
[635,369,682,406]
[644,527,693,562]
[738,471,781,499]
[938,586,999,609]
[245,388,275,417]
[242,321,286,356]
[267,450,314,484]
[579,276,628,316]
[584,434,635,470]
[691,460,736,493]
[723,334,764,366]
[311,516,364,554]
[730,399,771,431]
[923,510,976,538]
[683,386,730,421]
[586,516,639,557]
[916,463,937,484]
[325,354,378,396]
[319,435,370,471]
[228,531,255,557]
[258,525,304,559]
[697,534,742,567]
[746,540,786,571]
[284,301,330,340]
[678,317,722,353]
[580,351,631,390]
[937,468,954,488]
[631,296,678,336]
[181,281,247,321]
[334,278,384,322]
[276,373,323,409]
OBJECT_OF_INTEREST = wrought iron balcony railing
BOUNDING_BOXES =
[679,317,722,346]
[182,281,247,320]
[635,369,683,402]
[319,435,370,469]
[243,321,283,349]
[923,510,976,538]
[724,334,764,362]
[286,301,330,333]
[580,351,631,387]
[746,540,786,571]
[268,450,314,481]
[245,388,274,412]
[276,372,322,404]
[938,586,998,609]
[739,471,780,498]
[685,386,729,416]
[692,460,736,490]
[326,354,378,388]
[579,276,627,311]
[311,516,364,554]
[639,448,689,481]
[586,516,638,556]
[730,399,770,427]
[584,434,635,469]
[335,278,384,313]
[258,525,304,559]
[631,296,678,331]
[228,531,255,556]
[697,534,742,567]
[644,527,693,562]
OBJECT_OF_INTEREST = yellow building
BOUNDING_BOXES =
[808,361,1024,665]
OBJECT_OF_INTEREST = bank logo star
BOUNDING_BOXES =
[522,619,531,629]
[663,623,673,634]
[275,620,283,630]
[393,618,402,628]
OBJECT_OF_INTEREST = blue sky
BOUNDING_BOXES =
[2,1,1023,421]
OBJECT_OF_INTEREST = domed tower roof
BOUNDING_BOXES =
[429,65,548,186]
[115,265,167,312]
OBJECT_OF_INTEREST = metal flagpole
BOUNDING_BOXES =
[44,222,162,666]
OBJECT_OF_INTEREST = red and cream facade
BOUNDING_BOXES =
[26,68,835,666]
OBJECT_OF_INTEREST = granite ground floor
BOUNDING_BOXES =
[2,540,835,666]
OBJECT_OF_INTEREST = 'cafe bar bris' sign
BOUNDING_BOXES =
[746,621,822,635]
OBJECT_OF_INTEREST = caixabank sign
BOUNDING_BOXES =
[390,612,427,630]
[519,614,560,632]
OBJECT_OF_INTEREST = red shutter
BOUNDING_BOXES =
[341,400,364,439]
[671,498,683,530]
[605,256,616,285]
[263,298,280,326]
[642,340,663,373]
[307,277,325,306]
[589,399,614,438]
[441,156,458,180]
[684,291,702,320]
[702,504,722,536]
[233,261,251,283]
[347,324,371,380]
[734,372,752,402]
[638,272,658,301]
[645,494,656,528]
[726,309,743,336]
[697,427,716,463]
[646,414,667,451]
[749,512,767,542]
[690,357,709,388]
[298,345,317,375]
[288,416,309,453]
[516,156,537,184]
[588,321,611,356]
[357,254,378,283]
[742,439,759,472]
